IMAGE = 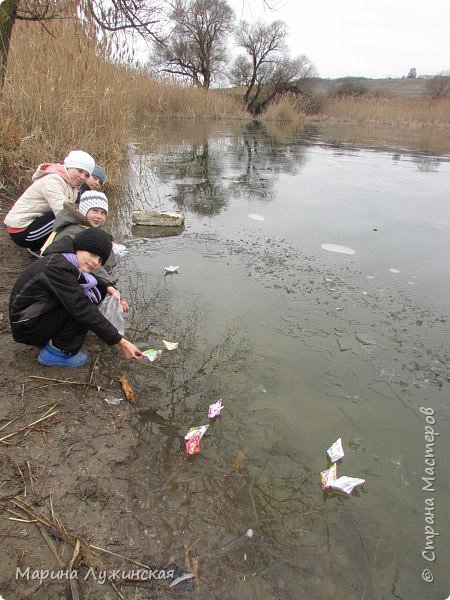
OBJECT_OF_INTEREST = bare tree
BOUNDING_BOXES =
[152,0,234,89]
[230,54,316,113]
[234,20,287,108]
[267,54,315,92]
[231,20,315,113]
[0,0,164,90]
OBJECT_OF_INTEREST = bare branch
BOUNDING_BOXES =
[83,0,164,43]
[234,19,287,106]
[151,0,234,88]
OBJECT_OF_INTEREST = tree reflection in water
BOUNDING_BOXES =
[117,120,310,229]
[97,276,341,598]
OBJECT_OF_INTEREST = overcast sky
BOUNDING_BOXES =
[228,0,450,79]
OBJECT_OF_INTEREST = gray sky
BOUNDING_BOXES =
[228,0,450,79]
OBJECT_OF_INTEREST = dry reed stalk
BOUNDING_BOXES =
[2,497,170,595]
[0,406,59,444]
[26,461,36,495]
[83,352,99,400]
[29,375,112,392]
[190,556,200,589]
[0,402,59,433]
[261,93,308,122]
[36,522,65,567]
[3,497,127,599]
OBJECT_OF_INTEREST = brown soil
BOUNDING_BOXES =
[0,202,174,599]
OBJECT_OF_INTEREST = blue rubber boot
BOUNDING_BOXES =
[38,344,88,367]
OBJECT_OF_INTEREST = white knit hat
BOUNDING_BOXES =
[79,191,109,216]
[64,150,95,175]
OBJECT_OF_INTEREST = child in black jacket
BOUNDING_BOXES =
[9,229,142,367]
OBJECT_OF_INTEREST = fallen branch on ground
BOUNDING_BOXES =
[29,375,113,393]
[83,353,100,400]
[0,402,59,433]
[0,406,59,444]
[1,496,171,597]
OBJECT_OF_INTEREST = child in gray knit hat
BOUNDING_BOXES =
[39,190,118,276]
[40,191,109,255]
[79,190,108,224]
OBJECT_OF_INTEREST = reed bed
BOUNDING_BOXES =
[260,93,307,123]
[1,17,130,187]
[322,95,450,127]
[128,75,247,122]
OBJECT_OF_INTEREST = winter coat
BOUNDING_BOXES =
[9,236,122,347]
[53,201,91,238]
[40,203,116,276]
[4,163,78,231]
[76,182,91,204]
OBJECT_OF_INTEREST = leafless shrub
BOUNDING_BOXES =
[330,81,369,98]
[425,72,450,100]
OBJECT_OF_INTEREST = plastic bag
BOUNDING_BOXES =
[99,295,125,335]
[112,242,128,259]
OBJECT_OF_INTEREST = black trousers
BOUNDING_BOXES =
[9,212,55,252]
[11,307,88,354]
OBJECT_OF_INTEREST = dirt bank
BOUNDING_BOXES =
[0,202,181,599]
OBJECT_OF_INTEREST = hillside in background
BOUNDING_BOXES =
[305,76,430,98]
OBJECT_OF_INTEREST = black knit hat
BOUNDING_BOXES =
[73,229,112,264]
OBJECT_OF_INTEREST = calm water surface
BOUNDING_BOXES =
[109,121,449,599]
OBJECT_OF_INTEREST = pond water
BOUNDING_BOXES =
[109,120,449,599]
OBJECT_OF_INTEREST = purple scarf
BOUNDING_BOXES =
[62,253,102,304]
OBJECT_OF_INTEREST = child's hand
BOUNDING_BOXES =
[118,339,142,361]
[106,285,120,299]
[106,286,129,311]
[119,299,130,312]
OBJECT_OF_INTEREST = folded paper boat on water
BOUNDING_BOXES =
[132,210,185,226]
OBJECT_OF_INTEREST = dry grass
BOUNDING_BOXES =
[128,75,247,122]
[0,17,130,188]
[260,93,308,123]
[322,95,450,127]
[0,16,245,189]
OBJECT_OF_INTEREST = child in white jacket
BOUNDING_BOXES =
[4,150,95,253]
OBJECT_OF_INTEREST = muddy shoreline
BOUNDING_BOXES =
[0,202,180,599]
